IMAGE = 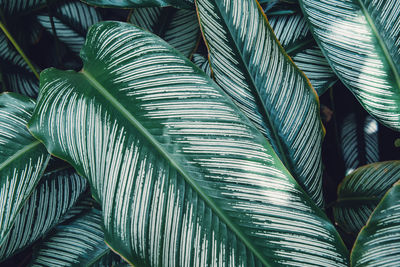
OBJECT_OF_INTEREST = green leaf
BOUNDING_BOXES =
[333,161,400,235]
[30,209,113,266]
[340,114,379,175]
[0,168,87,262]
[196,0,325,206]
[129,6,199,58]
[351,180,400,266]
[37,0,102,54]
[0,93,50,246]
[80,0,194,9]
[299,0,400,131]
[0,0,46,17]
[192,53,211,77]
[268,13,337,95]
[28,21,348,266]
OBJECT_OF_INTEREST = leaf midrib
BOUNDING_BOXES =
[357,0,400,93]
[0,140,41,172]
[80,69,271,267]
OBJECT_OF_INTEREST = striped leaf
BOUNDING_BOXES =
[129,6,199,58]
[37,0,101,54]
[268,13,337,95]
[0,93,50,246]
[28,21,348,266]
[0,33,39,97]
[260,0,299,16]
[81,0,194,9]
[192,53,211,77]
[351,180,400,266]
[340,113,379,176]
[0,168,87,262]
[299,0,400,131]
[0,0,46,16]
[333,161,400,235]
[30,209,112,266]
[196,0,325,206]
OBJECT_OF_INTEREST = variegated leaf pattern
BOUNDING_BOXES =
[30,209,112,266]
[0,168,87,262]
[37,0,101,54]
[129,6,199,58]
[260,0,299,16]
[0,33,39,97]
[340,113,379,176]
[192,53,211,77]
[333,161,400,235]
[0,93,50,246]
[196,0,325,206]
[299,0,400,131]
[0,0,46,16]
[351,180,400,266]
[28,21,348,266]
[268,13,337,95]
[81,0,194,9]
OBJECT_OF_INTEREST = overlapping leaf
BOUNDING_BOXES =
[351,181,400,266]
[268,13,337,95]
[0,0,46,17]
[30,209,112,266]
[192,53,211,77]
[129,6,199,58]
[0,168,87,261]
[81,0,193,9]
[28,21,348,266]
[299,0,400,131]
[333,161,400,235]
[0,93,50,246]
[196,0,325,206]
[340,114,379,175]
[37,0,101,54]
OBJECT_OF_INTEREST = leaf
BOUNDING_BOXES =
[28,21,348,266]
[80,0,194,9]
[129,6,199,58]
[0,93,50,246]
[299,0,400,131]
[0,33,39,97]
[268,13,337,95]
[333,161,400,235]
[0,0,46,17]
[350,180,400,266]
[196,0,325,206]
[37,0,102,54]
[340,113,379,176]
[30,209,112,266]
[192,53,211,77]
[0,168,87,261]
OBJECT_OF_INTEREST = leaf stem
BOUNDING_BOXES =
[0,21,40,80]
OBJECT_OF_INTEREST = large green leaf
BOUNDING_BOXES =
[28,21,348,266]
[333,161,400,235]
[0,0,46,17]
[350,180,400,266]
[30,209,112,266]
[129,6,199,58]
[340,114,379,175]
[37,0,102,54]
[196,0,325,206]
[299,0,400,131]
[0,93,50,246]
[80,0,194,9]
[268,13,337,95]
[0,168,87,261]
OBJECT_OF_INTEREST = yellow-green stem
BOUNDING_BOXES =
[0,21,40,80]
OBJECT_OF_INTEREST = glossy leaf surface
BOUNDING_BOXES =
[196,0,325,206]
[0,168,87,261]
[268,13,337,95]
[340,114,379,176]
[28,21,348,266]
[0,93,50,246]
[351,180,400,266]
[37,1,101,54]
[334,161,400,235]
[129,6,199,58]
[81,0,193,9]
[30,209,110,266]
[299,0,400,131]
